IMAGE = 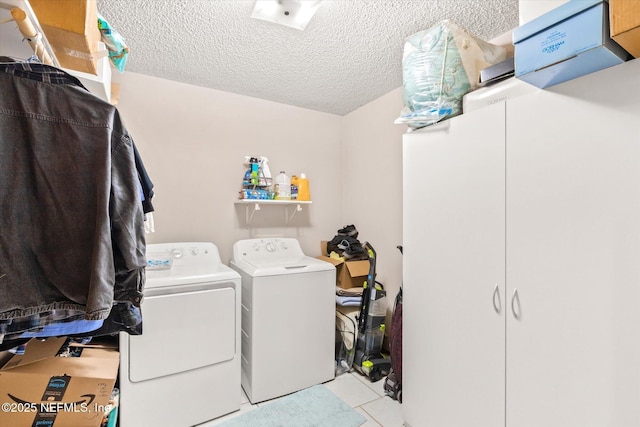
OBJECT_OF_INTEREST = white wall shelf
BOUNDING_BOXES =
[235,200,312,225]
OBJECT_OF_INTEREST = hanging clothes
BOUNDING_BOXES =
[0,61,150,338]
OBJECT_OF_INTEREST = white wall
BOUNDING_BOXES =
[114,71,344,264]
[342,87,407,319]
[114,71,407,321]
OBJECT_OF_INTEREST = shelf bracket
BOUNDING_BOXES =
[245,202,260,225]
[285,203,303,224]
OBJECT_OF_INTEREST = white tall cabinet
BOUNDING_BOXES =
[403,101,507,427]
[403,59,640,427]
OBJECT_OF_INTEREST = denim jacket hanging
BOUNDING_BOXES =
[0,62,147,333]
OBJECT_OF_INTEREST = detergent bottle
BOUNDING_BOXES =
[297,173,310,201]
[290,175,299,200]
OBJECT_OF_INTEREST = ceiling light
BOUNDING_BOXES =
[251,0,322,31]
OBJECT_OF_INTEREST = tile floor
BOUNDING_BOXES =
[201,371,404,427]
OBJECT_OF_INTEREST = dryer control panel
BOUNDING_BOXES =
[147,243,221,268]
[144,242,239,290]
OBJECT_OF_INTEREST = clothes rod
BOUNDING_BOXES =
[9,7,53,65]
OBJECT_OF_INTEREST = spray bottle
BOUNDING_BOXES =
[243,156,251,188]
[259,156,272,188]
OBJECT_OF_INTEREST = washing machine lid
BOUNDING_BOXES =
[231,238,334,276]
[145,242,240,289]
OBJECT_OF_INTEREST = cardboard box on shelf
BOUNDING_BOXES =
[62,42,113,103]
[513,0,629,88]
[29,0,104,75]
[610,0,640,57]
[0,337,119,427]
[318,241,370,290]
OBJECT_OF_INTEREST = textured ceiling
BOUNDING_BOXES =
[95,0,519,115]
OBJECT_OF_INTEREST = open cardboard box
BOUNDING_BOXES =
[0,337,119,427]
[318,241,370,290]
[29,0,105,75]
[610,0,640,57]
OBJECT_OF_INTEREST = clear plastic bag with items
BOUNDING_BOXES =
[395,20,507,129]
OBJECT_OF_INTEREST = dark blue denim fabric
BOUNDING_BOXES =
[134,144,155,214]
[0,311,85,337]
[10,318,103,339]
[0,63,146,323]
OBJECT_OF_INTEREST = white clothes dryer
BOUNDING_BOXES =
[230,238,335,403]
[119,242,241,427]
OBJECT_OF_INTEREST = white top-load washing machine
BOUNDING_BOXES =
[119,242,241,427]
[230,238,335,403]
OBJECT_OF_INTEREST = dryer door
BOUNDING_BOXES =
[127,285,236,382]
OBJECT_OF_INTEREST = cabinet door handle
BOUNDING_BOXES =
[511,288,521,319]
[492,284,501,314]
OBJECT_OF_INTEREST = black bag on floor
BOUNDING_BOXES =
[384,288,402,401]
[384,248,403,402]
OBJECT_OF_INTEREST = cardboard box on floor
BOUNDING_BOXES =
[610,0,640,57]
[29,0,104,74]
[318,241,370,289]
[0,337,119,427]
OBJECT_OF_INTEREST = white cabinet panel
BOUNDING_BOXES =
[403,59,640,427]
[506,60,640,427]
[403,102,506,427]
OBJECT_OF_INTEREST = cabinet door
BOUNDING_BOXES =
[403,102,506,427]
[506,60,640,427]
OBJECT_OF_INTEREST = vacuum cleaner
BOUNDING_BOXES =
[353,242,391,382]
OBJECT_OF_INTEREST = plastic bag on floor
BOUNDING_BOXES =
[335,309,357,376]
[396,20,507,129]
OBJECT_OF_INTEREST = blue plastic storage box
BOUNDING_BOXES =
[513,0,629,88]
